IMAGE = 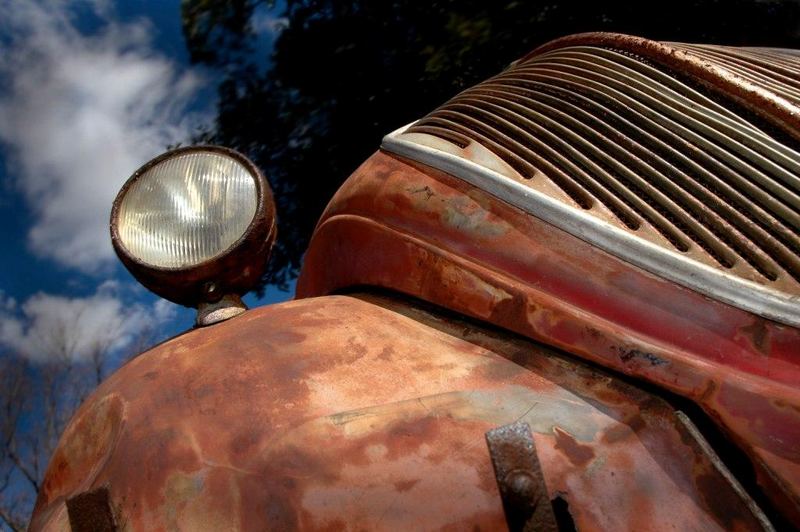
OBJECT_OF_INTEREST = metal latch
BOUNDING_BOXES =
[486,421,558,532]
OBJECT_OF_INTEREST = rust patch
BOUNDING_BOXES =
[269,329,308,344]
[394,479,421,492]
[615,346,669,367]
[39,395,125,506]
[553,427,595,467]
[601,414,646,444]
[695,471,748,531]
[775,399,800,415]
[346,336,369,358]
[238,445,343,530]
[488,292,527,325]
[479,357,527,382]
[585,327,603,341]
[383,416,444,462]
[408,185,435,200]
[229,430,263,457]
[30,295,785,530]
[738,319,771,355]
[377,346,395,361]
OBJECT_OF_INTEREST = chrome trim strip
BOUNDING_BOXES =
[382,124,800,327]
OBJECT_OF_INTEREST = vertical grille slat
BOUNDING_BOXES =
[451,94,700,253]
[474,81,800,278]
[417,116,542,180]
[421,112,602,212]
[401,42,800,292]
[673,44,800,100]
[461,86,797,281]
[575,47,753,127]
[465,86,758,270]
[550,48,800,174]
[695,48,800,96]
[445,100,670,233]
[492,72,800,247]
[724,48,800,79]
[511,62,800,200]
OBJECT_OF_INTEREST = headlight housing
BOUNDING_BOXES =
[110,145,276,309]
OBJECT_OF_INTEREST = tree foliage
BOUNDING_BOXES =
[182,0,800,291]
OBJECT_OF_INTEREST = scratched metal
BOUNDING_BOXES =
[29,295,768,530]
[297,151,800,523]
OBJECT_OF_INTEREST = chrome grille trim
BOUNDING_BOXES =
[383,125,800,326]
[381,39,800,326]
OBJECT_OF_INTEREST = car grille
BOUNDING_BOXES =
[383,34,800,325]
[404,43,800,286]
[667,43,800,109]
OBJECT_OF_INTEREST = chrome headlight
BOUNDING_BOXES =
[111,146,276,309]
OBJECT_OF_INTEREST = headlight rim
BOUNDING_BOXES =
[110,144,276,307]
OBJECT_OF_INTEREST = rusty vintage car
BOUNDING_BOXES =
[29,33,800,530]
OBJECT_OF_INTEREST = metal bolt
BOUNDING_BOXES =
[203,281,222,302]
[505,470,538,504]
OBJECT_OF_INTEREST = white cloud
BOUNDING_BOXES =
[0,283,173,363]
[0,0,209,272]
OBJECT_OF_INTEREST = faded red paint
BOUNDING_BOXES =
[297,151,800,522]
[552,427,595,467]
[29,31,800,530]
[31,295,768,530]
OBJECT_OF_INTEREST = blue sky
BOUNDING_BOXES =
[0,0,291,365]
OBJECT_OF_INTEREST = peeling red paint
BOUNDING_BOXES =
[552,427,595,467]
[298,151,800,522]
[30,295,771,530]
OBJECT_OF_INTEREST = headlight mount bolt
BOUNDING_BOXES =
[203,281,223,303]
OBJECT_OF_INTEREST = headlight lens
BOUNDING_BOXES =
[111,145,276,309]
[116,151,257,269]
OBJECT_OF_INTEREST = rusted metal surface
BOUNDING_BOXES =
[66,487,117,532]
[675,411,775,531]
[486,421,557,532]
[30,294,772,530]
[297,151,800,523]
[529,33,800,144]
[391,41,800,325]
[110,145,277,308]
